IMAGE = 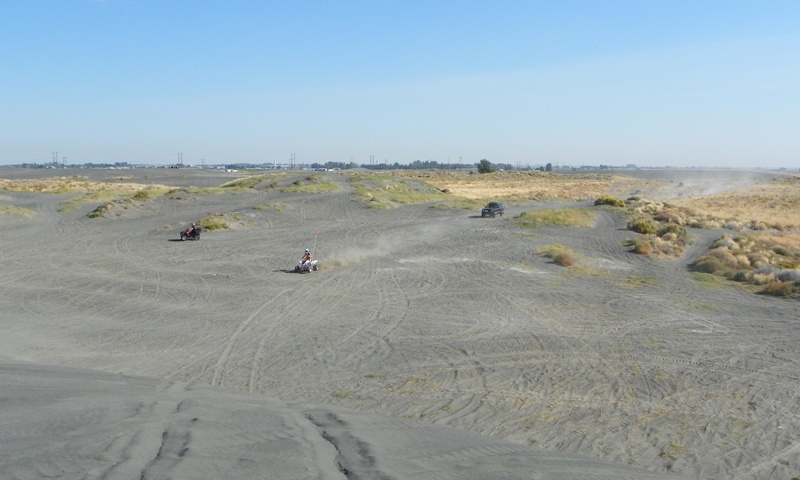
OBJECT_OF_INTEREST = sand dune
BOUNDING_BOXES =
[2,167,798,479]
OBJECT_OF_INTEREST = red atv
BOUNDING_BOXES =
[180,226,201,241]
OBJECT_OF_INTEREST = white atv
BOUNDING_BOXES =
[294,259,319,273]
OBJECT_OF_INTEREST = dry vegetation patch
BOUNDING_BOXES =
[1,176,181,218]
[670,175,800,230]
[568,194,697,258]
[608,177,800,297]
[693,233,800,297]
[390,170,640,201]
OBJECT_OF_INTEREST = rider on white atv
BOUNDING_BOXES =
[295,248,318,273]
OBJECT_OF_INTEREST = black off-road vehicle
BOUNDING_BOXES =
[481,202,505,218]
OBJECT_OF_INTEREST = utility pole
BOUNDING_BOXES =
[52,151,58,166]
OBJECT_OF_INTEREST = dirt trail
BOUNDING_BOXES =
[2,168,799,479]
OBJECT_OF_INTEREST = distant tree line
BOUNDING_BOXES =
[11,159,625,173]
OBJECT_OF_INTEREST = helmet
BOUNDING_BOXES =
[305,249,310,253]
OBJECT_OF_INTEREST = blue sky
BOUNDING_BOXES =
[2,1,799,168]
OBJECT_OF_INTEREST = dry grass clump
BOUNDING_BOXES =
[693,233,800,297]
[538,244,578,266]
[653,208,689,225]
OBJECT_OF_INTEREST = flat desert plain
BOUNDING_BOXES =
[2,167,799,480]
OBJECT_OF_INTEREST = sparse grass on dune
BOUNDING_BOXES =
[265,201,289,213]
[0,176,183,218]
[220,173,286,189]
[281,181,340,194]
[350,173,449,209]
[0,205,35,217]
[0,176,171,194]
[514,208,595,228]
[622,276,660,288]
[168,186,232,195]
[76,185,173,218]
[223,172,344,193]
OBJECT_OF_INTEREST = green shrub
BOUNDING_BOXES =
[628,218,659,234]
[594,195,625,207]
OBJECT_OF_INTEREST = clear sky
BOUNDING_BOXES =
[2,1,799,168]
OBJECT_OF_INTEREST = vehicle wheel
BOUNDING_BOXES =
[294,266,300,273]
[180,234,186,241]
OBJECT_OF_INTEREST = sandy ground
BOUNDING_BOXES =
[2,167,799,479]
